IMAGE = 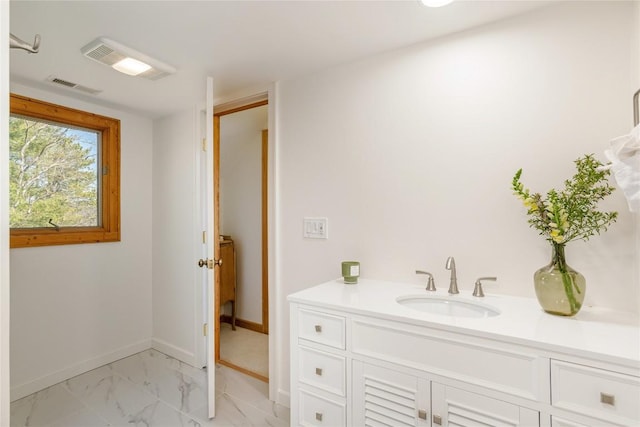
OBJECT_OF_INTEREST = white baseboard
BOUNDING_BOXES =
[277,389,290,408]
[10,339,152,402]
[151,338,196,367]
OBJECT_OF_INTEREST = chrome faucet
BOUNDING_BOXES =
[445,256,459,294]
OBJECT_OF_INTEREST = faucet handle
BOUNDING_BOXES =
[473,277,497,297]
[415,270,436,291]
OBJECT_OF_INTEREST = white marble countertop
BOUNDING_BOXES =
[288,278,640,370]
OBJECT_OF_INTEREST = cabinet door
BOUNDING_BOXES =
[353,361,430,426]
[431,383,539,427]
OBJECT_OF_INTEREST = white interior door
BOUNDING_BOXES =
[205,76,216,419]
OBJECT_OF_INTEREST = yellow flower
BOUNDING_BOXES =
[523,198,538,211]
[550,229,564,243]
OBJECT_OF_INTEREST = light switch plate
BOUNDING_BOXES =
[303,217,328,239]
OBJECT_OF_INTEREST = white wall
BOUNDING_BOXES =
[274,2,639,398]
[8,84,154,400]
[220,105,268,324]
[634,0,640,311]
[151,108,202,365]
[1,0,11,422]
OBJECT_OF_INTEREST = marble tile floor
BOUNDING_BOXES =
[10,349,290,427]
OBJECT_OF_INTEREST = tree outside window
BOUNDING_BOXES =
[9,94,120,248]
[10,116,100,228]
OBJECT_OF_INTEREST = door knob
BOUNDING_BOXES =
[197,258,222,269]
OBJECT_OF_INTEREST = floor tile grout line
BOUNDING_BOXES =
[19,379,106,427]
[48,382,111,427]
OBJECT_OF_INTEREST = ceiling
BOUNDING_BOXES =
[10,0,549,119]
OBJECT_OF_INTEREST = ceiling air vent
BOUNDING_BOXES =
[50,77,75,88]
[83,43,126,67]
[81,37,176,81]
[46,76,102,95]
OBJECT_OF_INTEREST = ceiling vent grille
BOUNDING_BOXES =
[46,76,102,95]
[51,77,75,88]
[81,37,176,80]
[83,44,125,66]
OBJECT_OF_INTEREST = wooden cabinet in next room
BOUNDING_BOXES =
[220,236,236,330]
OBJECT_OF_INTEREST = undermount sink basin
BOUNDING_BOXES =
[396,295,500,318]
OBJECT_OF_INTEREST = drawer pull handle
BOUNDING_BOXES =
[433,414,442,425]
[315,412,323,422]
[418,409,428,420]
[600,392,615,406]
[315,367,323,376]
[314,324,322,333]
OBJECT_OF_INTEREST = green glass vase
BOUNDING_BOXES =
[533,243,586,316]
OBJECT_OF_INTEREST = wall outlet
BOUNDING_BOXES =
[303,217,328,239]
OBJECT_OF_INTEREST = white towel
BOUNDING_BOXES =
[604,124,640,213]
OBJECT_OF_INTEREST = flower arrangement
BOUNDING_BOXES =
[511,154,618,315]
[512,154,618,245]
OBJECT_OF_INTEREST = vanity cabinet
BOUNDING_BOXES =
[293,308,348,426]
[291,305,543,426]
[289,279,640,427]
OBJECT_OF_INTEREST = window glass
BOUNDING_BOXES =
[9,115,101,228]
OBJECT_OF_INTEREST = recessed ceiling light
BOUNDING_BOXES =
[81,37,176,80]
[112,57,152,76]
[421,0,455,7]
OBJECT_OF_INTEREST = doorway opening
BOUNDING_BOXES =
[214,99,269,382]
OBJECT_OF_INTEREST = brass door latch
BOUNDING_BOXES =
[197,258,222,269]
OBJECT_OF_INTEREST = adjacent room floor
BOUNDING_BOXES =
[220,323,269,381]
[10,349,289,427]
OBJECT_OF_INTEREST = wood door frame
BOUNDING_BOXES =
[213,114,222,363]
[213,99,269,366]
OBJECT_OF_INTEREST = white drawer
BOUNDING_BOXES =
[551,360,640,425]
[299,308,345,350]
[299,346,346,396]
[299,389,345,427]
